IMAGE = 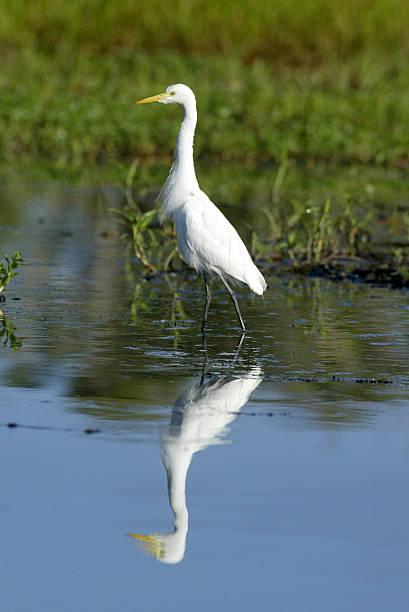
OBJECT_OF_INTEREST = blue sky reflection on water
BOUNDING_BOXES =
[1,389,408,612]
[1,182,409,611]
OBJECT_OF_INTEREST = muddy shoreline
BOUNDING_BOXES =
[272,256,409,289]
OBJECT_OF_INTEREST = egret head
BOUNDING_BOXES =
[136,83,195,106]
[127,531,186,565]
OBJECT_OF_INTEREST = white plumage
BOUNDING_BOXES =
[128,365,263,564]
[137,83,266,330]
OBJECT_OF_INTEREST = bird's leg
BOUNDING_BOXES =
[220,277,246,332]
[200,332,209,385]
[201,272,212,333]
[230,332,246,370]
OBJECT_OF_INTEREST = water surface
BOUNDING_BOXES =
[1,181,409,611]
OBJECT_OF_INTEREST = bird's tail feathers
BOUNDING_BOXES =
[246,265,267,296]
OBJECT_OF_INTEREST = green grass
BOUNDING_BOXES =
[1,1,409,171]
[2,47,409,172]
[1,1,409,285]
[1,0,409,64]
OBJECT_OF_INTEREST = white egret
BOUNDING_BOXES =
[136,84,267,332]
[128,364,263,564]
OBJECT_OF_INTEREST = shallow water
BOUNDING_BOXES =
[1,182,409,611]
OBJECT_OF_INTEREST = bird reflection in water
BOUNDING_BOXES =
[128,336,262,564]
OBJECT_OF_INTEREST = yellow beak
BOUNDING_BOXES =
[127,533,164,559]
[136,92,170,104]
[127,533,157,542]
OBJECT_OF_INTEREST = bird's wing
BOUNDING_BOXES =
[176,191,256,284]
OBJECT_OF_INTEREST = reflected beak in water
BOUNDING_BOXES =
[127,533,164,559]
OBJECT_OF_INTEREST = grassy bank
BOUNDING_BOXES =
[2,47,409,171]
[1,1,409,170]
[1,0,409,64]
[1,2,409,285]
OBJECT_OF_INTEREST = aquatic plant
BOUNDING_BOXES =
[111,163,182,273]
[0,310,22,350]
[0,251,26,294]
[114,154,409,287]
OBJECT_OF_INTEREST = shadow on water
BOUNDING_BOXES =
[128,335,263,564]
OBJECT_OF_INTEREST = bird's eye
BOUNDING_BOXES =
[169,91,176,96]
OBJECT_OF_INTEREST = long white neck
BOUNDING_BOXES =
[158,100,200,220]
[173,102,197,178]
[163,443,191,532]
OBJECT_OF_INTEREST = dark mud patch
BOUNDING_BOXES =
[267,255,409,289]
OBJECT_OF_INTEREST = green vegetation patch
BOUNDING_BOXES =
[1,2,409,286]
[0,251,26,294]
[2,48,409,171]
[1,0,409,64]
[112,159,409,289]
